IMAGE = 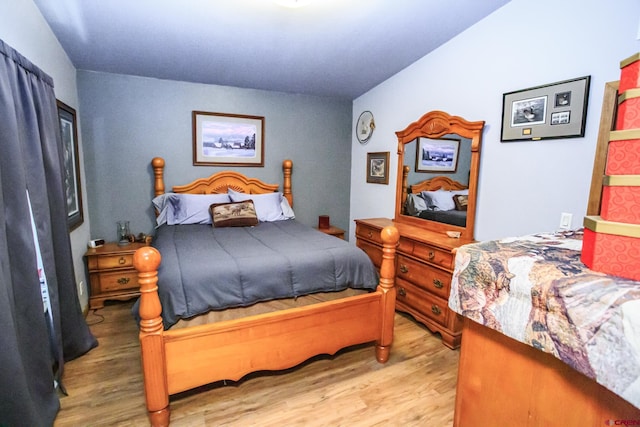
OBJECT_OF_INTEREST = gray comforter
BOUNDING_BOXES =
[138,220,378,329]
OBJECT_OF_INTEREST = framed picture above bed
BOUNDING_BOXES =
[366,151,389,184]
[500,76,590,142]
[415,137,460,173]
[192,111,265,166]
[57,100,83,231]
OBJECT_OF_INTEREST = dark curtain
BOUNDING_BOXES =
[0,40,97,426]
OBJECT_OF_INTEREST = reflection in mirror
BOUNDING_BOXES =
[394,111,484,240]
[403,135,472,226]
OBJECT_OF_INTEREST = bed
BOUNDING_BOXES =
[449,230,640,424]
[402,171,469,227]
[133,157,400,426]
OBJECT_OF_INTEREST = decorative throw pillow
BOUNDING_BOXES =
[453,194,468,211]
[210,200,259,227]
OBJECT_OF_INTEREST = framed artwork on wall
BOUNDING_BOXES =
[366,151,389,184]
[501,76,591,142]
[57,100,83,231]
[415,137,460,172]
[193,111,265,166]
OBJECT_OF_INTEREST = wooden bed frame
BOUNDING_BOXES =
[133,157,400,426]
[400,166,468,209]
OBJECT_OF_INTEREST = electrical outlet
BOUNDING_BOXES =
[77,280,84,296]
[559,212,572,230]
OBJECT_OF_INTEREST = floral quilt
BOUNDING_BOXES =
[449,229,640,409]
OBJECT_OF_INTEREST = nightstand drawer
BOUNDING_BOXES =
[99,270,139,292]
[396,254,451,299]
[396,279,449,327]
[97,253,134,270]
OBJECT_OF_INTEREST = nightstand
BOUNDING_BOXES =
[316,225,345,240]
[85,241,148,310]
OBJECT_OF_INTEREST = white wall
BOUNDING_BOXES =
[0,0,90,308]
[350,0,640,242]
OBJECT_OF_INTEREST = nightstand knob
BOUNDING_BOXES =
[433,279,443,289]
[399,264,408,274]
[367,231,373,238]
[428,251,435,260]
[118,256,126,265]
[431,305,441,315]
[398,287,406,297]
[117,277,130,285]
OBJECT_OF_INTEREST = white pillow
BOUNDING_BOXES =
[420,189,468,211]
[228,189,294,222]
[405,193,427,216]
[152,193,232,226]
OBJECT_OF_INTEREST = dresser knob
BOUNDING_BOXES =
[428,251,435,260]
[431,305,441,315]
[433,279,443,289]
[118,256,126,265]
[399,264,408,274]
[117,277,130,285]
[398,288,406,297]
[367,231,373,238]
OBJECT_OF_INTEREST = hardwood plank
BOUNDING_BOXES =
[55,301,459,426]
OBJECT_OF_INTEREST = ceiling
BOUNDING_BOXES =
[34,0,510,99]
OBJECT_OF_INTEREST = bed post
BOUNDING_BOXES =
[152,157,166,197]
[375,225,399,363]
[133,247,170,427]
[402,165,409,210]
[282,159,293,207]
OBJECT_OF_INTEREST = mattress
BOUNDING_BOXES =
[134,219,378,329]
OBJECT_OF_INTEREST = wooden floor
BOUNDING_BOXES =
[54,301,460,427]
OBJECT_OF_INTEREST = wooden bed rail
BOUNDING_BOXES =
[133,225,399,426]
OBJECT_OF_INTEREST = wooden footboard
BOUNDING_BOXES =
[133,225,399,427]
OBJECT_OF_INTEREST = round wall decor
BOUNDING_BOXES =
[356,111,375,144]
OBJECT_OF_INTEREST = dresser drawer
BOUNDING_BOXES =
[98,270,139,292]
[411,241,453,269]
[396,279,450,327]
[96,253,134,270]
[357,239,383,268]
[396,254,452,299]
[355,222,382,245]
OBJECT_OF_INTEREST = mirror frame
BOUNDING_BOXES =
[394,110,484,240]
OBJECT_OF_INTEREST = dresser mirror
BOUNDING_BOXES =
[394,110,484,240]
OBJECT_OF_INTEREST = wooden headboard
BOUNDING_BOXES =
[409,175,467,194]
[400,165,468,205]
[151,157,294,207]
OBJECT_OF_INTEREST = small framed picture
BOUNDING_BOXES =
[501,76,590,142]
[57,100,83,231]
[415,137,460,172]
[366,152,389,185]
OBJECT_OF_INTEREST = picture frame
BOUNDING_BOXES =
[366,152,389,185]
[415,137,460,172]
[57,100,83,231]
[193,111,265,166]
[501,76,591,142]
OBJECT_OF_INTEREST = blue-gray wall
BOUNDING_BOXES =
[78,71,352,241]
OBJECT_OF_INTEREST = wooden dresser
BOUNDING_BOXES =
[355,218,473,349]
[85,241,148,309]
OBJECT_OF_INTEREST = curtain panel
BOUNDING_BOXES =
[0,39,97,426]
